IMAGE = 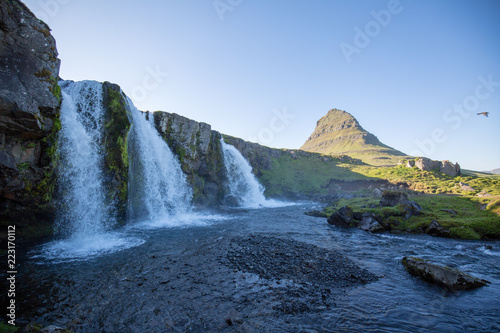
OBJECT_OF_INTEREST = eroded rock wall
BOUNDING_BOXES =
[0,0,61,234]
[153,111,226,207]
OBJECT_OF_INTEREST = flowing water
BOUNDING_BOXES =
[14,204,500,332]
[7,82,499,331]
[38,81,144,261]
[55,81,112,237]
[221,139,287,208]
[127,102,192,224]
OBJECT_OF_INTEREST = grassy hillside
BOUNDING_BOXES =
[259,154,372,198]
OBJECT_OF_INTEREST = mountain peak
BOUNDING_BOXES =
[300,109,407,166]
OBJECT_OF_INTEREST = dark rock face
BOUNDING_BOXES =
[0,0,61,237]
[153,111,226,207]
[380,190,409,207]
[358,212,383,232]
[425,220,450,237]
[327,206,354,227]
[0,0,60,138]
[402,256,490,290]
[402,200,422,220]
[102,82,131,219]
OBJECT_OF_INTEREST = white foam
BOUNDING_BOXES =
[129,212,228,229]
[34,232,145,262]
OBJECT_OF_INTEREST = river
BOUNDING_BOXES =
[8,203,500,332]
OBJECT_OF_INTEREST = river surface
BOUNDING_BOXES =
[7,204,500,332]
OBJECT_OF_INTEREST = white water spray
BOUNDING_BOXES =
[40,81,143,261]
[127,103,192,223]
[221,139,286,208]
[56,80,112,236]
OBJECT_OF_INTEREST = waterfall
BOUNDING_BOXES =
[56,80,113,237]
[221,139,281,208]
[127,102,192,222]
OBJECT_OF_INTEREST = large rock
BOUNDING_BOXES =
[425,220,450,237]
[415,158,440,171]
[0,0,61,236]
[380,190,409,207]
[402,200,422,219]
[440,160,460,177]
[327,206,354,227]
[402,256,490,290]
[358,212,383,232]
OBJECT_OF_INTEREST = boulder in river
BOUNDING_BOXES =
[425,220,450,237]
[402,256,490,290]
[358,212,383,233]
[327,206,354,227]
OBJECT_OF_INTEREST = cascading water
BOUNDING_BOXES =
[221,139,286,208]
[39,81,143,261]
[127,101,192,224]
[56,80,112,236]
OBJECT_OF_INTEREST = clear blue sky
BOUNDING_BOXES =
[23,0,500,171]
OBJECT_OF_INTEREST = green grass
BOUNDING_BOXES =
[351,165,500,196]
[260,154,371,197]
[323,193,500,240]
[0,322,19,332]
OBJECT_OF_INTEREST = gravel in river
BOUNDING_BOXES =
[15,231,377,332]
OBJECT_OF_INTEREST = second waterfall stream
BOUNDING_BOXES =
[220,139,288,209]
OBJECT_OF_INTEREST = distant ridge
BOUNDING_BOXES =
[490,168,500,175]
[300,109,408,166]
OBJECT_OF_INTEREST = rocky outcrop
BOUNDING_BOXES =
[0,0,61,138]
[327,206,354,227]
[358,212,383,232]
[402,257,490,290]
[380,190,409,207]
[401,157,461,177]
[0,0,61,235]
[425,220,450,237]
[380,191,422,219]
[153,111,226,207]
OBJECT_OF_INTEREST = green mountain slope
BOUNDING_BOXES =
[300,109,408,166]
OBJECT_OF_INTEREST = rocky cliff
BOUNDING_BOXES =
[301,109,408,166]
[153,111,226,207]
[0,0,61,234]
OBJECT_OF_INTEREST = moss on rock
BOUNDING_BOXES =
[102,82,131,220]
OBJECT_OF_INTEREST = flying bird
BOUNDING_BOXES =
[477,112,489,117]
